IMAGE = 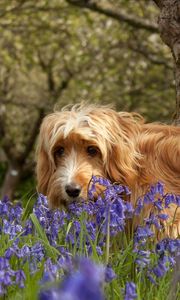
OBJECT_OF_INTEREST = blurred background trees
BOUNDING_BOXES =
[0,0,176,200]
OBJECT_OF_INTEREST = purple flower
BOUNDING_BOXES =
[0,257,10,270]
[164,194,176,208]
[24,219,33,235]
[105,266,116,282]
[125,202,134,218]
[124,282,137,300]
[134,225,154,244]
[41,258,60,283]
[31,243,44,261]
[3,219,23,239]
[0,257,25,294]
[135,250,151,268]
[134,198,143,215]
[39,257,105,300]
[2,271,13,286]
[15,270,26,288]
[39,289,61,300]
[20,245,31,257]
[176,195,180,206]
[58,254,73,272]
[147,272,157,285]
[150,182,164,196]
[153,259,168,278]
[154,199,163,211]
[157,213,169,220]
[155,238,180,255]
[143,194,153,204]
[145,213,161,230]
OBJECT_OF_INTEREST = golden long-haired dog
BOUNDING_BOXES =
[36,104,180,237]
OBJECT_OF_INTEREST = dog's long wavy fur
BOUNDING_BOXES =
[36,103,180,237]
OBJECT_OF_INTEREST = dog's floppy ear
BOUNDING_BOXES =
[36,116,55,195]
[104,111,142,187]
[106,143,139,187]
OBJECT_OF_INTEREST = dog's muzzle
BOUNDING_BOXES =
[65,182,82,198]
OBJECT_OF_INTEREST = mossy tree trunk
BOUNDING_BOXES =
[154,0,180,124]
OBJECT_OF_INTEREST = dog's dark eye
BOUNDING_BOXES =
[54,146,64,157]
[87,146,98,157]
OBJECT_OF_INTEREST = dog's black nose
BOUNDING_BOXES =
[65,183,81,198]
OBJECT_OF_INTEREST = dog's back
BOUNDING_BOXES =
[134,123,180,237]
[137,123,180,195]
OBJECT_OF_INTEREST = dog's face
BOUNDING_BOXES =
[48,133,105,207]
[36,105,140,208]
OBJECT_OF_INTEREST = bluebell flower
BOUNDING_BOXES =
[134,225,154,244]
[31,242,44,261]
[58,254,73,273]
[73,220,81,236]
[164,194,176,208]
[155,238,180,256]
[150,182,164,196]
[145,213,162,230]
[24,219,33,235]
[4,242,21,259]
[37,194,49,207]
[86,221,96,241]
[39,257,105,300]
[153,260,168,278]
[154,199,163,211]
[96,246,103,256]
[155,240,166,255]
[157,213,169,220]
[167,239,180,255]
[124,282,137,300]
[147,272,157,285]
[20,245,31,257]
[134,250,151,268]
[3,271,13,286]
[3,219,23,239]
[39,288,61,300]
[0,201,9,215]
[40,258,60,284]
[124,201,134,218]
[143,193,154,204]
[66,232,75,245]
[176,195,180,206]
[15,270,26,288]
[0,256,25,294]
[0,257,10,270]
[134,198,143,215]
[105,265,116,282]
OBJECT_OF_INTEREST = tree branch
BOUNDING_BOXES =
[127,43,173,69]
[66,0,158,33]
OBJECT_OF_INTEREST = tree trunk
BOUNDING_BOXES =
[156,0,180,124]
[1,162,23,200]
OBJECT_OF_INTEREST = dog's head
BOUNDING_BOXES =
[36,104,142,208]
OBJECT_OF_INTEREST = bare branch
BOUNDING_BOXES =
[66,0,158,33]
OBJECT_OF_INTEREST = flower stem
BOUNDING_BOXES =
[105,207,110,265]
